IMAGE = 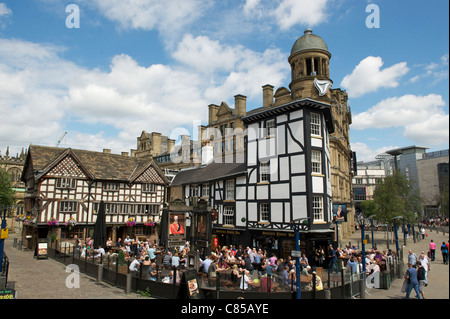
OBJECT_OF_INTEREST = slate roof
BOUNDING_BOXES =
[171,162,247,186]
[24,145,169,185]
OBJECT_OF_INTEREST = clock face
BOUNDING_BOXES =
[314,78,332,96]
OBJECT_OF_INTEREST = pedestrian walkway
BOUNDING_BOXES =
[343,226,449,299]
[3,228,143,299]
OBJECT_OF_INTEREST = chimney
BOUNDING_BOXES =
[103,149,111,154]
[121,152,128,156]
[151,132,162,156]
[262,84,274,108]
[234,94,247,117]
[198,125,208,144]
[208,104,219,124]
[167,139,175,153]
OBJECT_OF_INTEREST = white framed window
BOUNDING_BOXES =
[191,185,199,197]
[312,196,324,221]
[311,112,321,136]
[59,201,78,213]
[311,150,322,174]
[56,178,76,189]
[142,183,157,193]
[260,203,270,222]
[202,184,210,197]
[103,182,119,191]
[223,206,235,226]
[266,119,276,137]
[225,180,235,200]
[260,161,270,182]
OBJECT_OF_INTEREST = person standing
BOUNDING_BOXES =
[416,261,427,299]
[429,240,436,261]
[419,251,430,282]
[404,263,422,299]
[441,242,448,265]
[408,250,418,266]
[328,245,338,273]
[420,227,426,240]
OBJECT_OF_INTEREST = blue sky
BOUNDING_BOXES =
[0,0,448,162]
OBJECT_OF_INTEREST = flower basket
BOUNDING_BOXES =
[47,217,60,227]
[23,215,36,226]
[65,217,77,230]
[144,220,155,227]
[16,214,25,222]
[126,218,136,227]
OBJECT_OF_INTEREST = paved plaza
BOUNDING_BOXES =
[345,226,449,299]
[2,225,449,300]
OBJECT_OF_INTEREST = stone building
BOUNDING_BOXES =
[166,29,354,256]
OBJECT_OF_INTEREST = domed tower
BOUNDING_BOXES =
[288,28,333,101]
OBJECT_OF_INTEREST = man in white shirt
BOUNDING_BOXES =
[419,251,430,282]
[95,245,106,258]
[129,255,140,272]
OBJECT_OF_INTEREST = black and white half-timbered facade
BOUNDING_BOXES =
[21,145,168,249]
[168,98,335,257]
[241,98,335,255]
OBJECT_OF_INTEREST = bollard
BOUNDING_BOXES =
[126,273,132,294]
[359,275,366,299]
[324,289,331,299]
[97,264,103,282]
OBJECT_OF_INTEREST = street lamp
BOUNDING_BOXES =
[291,217,310,300]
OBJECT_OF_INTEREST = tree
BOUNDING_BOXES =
[360,200,378,218]
[373,171,423,225]
[0,168,15,207]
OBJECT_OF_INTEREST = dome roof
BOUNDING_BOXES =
[290,29,329,55]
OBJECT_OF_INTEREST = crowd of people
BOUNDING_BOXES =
[402,239,449,299]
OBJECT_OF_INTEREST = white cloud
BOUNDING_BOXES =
[350,142,398,163]
[340,56,409,97]
[352,94,449,146]
[0,3,12,17]
[172,33,289,103]
[90,0,210,46]
[273,0,329,30]
[0,35,291,156]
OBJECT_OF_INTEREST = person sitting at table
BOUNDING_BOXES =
[146,262,157,281]
[282,266,291,287]
[230,265,241,284]
[302,265,312,276]
[142,255,151,266]
[239,270,254,290]
[374,250,383,262]
[106,238,113,249]
[262,260,273,276]
[289,269,297,292]
[95,245,106,258]
[310,271,323,291]
[299,254,309,271]
[115,237,122,248]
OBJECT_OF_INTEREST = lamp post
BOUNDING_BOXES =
[392,216,403,254]
[291,217,310,300]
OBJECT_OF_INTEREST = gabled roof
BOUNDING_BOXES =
[24,145,169,185]
[171,162,246,186]
[243,98,335,133]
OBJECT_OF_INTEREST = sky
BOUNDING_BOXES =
[0,0,448,162]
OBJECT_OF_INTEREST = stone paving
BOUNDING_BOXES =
[3,225,448,299]
[3,228,142,299]
[344,226,449,299]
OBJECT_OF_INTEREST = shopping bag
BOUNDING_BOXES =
[401,278,408,293]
